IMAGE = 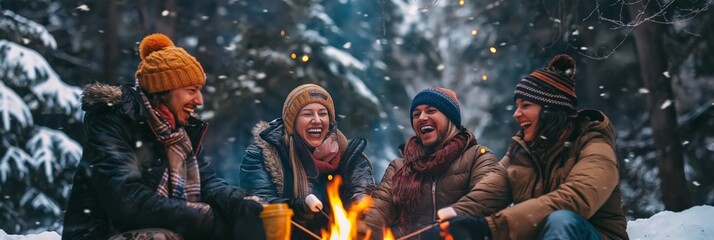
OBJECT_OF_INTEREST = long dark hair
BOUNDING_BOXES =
[528,105,576,152]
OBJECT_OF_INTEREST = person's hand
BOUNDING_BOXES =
[305,194,323,212]
[238,198,264,216]
[439,215,491,240]
[243,195,267,206]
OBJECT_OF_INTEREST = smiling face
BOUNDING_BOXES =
[412,104,451,148]
[513,98,542,142]
[295,103,330,148]
[162,84,204,127]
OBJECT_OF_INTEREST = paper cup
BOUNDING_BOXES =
[260,203,294,240]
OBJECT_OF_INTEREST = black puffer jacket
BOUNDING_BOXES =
[63,84,254,240]
[239,119,375,236]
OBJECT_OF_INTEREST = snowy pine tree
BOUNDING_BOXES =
[0,9,82,234]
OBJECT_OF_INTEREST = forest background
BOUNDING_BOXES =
[1,0,713,234]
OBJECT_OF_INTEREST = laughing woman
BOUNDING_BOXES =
[439,54,628,240]
[359,87,498,239]
[239,84,375,239]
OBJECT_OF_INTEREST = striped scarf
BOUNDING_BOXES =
[140,92,209,212]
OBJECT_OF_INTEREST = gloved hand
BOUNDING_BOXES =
[440,215,491,240]
[232,200,266,240]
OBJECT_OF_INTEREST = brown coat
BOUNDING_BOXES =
[360,130,498,239]
[453,110,628,240]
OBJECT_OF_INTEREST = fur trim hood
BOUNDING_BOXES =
[251,120,286,195]
[81,83,123,110]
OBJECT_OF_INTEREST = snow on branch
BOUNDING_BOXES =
[0,146,31,183]
[0,40,83,121]
[19,188,61,216]
[323,46,366,71]
[0,82,33,131]
[0,10,57,49]
[25,127,82,183]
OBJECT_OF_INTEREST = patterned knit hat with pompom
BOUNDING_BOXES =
[135,33,206,93]
[514,54,577,114]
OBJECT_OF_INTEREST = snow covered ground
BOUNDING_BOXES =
[1,205,713,239]
[0,231,59,240]
[627,205,714,239]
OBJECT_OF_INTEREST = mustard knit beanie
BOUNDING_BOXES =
[282,84,335,135]
[135,33,206,93]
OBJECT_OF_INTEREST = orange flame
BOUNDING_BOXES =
[321,175,373,240]
[382,227,395,240]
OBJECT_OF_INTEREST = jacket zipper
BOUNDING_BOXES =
[432,177,437,221]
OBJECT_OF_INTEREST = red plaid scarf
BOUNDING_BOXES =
[140,93,209,212]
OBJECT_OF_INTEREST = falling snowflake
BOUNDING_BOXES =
[135,141,142,148]
[343,42,352,49]
[639,88,650,94]
[76,4,90,11]
[692,181,701,187]
[255,72,266,79]
[660,99,672,109]
[162,10,170,16]
[572,30,580,36]
[663,71,670,78]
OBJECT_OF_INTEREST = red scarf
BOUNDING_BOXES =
[294,132,343,177]
[392,132,468,230]
[312,133,341,173]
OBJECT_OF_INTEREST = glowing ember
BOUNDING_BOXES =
[320,175,373,240]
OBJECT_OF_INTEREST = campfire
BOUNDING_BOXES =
[319,175,395,240]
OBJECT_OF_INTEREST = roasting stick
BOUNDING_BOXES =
[396,221,442,240]
[291,220,321,240]
[320,209,333,221]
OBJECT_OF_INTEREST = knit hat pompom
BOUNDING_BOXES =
[135,33,205,93]
[547,54,576,79]
[139,33,174,60]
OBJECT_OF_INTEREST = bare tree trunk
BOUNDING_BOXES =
[628,1,692,211]
[155,0,177,37]
[136,0,177,37]
[105,0,119,85]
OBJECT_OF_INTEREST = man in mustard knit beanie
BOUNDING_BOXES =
[63,33,266,240]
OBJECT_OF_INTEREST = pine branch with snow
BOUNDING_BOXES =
[0,10,57,49]
[0,82,33,132]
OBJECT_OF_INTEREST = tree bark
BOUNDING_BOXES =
[104,0,119,85]
[628,1,692,211]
